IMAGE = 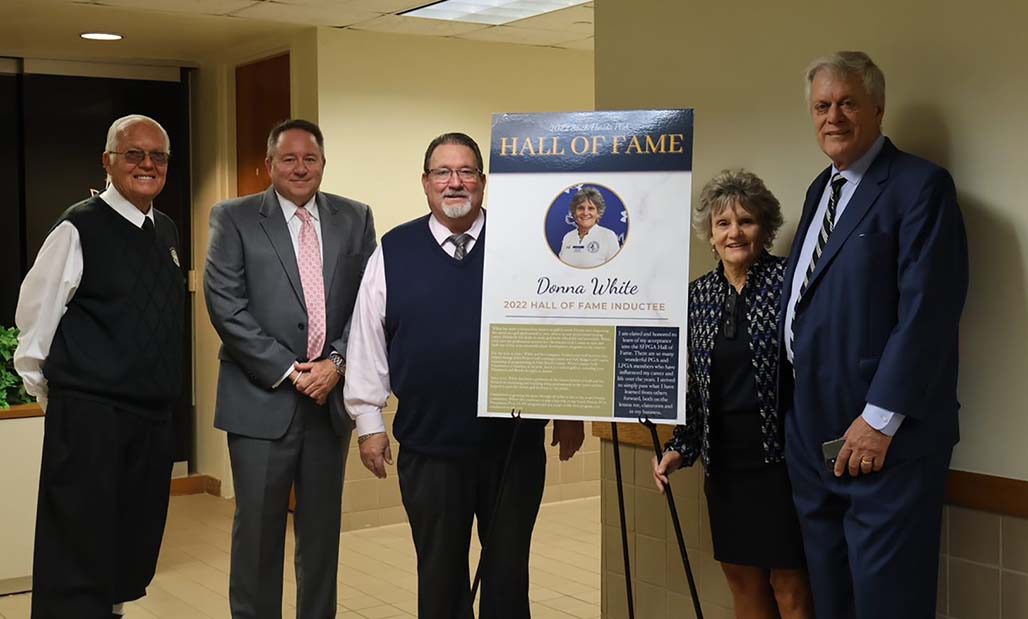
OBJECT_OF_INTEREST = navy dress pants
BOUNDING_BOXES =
[786,440,950,619]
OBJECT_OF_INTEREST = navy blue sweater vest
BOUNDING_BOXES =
[382,215,544,457]
[43,196,185,417]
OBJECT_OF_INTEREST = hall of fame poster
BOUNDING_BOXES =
[478,109,693,424]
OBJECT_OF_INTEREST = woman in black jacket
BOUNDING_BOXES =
[653,169,813,619]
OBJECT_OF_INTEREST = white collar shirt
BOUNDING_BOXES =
[428,209,485,257]
[277,191,324,262]
[100,185,155,228]
[785,134,885,362]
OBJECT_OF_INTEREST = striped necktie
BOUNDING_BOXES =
[799,174,846,297]
[448,233,471,260]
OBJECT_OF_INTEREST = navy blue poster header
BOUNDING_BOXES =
[489,109,693,174]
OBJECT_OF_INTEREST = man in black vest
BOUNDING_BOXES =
[14,114,184,619]
[344,132,585,619]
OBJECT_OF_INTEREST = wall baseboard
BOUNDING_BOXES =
[170,474,221,497]
[0,403,43,420]
[0,576,31,596]
[945,469,1028,519]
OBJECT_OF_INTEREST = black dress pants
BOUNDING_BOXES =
[31,393,174,619]
[398,441,546,619]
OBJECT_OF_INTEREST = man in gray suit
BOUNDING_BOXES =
[204,119,376,618]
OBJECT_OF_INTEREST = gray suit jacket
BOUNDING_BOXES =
[205,186,376,439]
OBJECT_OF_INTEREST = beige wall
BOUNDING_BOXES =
[314,27,593,235]
[0,417,43,594]
[595,0,1028,481]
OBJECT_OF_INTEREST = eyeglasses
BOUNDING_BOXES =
[426,167,481,183]
[108,149,170,165]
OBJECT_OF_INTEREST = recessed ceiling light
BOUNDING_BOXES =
[80,32,124,41]
[402,0,590,26]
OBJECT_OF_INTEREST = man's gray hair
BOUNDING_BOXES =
[569,186,606,219]
[103,114,170,186]
[804,51,886,109]
[105,114,170,154]
[694,169,783,249]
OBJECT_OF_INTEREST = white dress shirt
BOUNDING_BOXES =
[343,210,485,437]
[273,192,325,387]
[783,135,903,436]
[14,186,155,411]
[558,224,620,267]
[277,191,324,263]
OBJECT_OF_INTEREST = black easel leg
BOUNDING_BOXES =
[610,422,635,619]
[643,419,703,619]
[469,410,523,608]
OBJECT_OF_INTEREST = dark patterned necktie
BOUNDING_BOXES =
[142,216,155,241]
[799,174,846,297]
[449,233,471,260]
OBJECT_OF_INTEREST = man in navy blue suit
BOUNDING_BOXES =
[781,51,968,619]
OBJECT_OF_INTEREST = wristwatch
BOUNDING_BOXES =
[328,351,346,375]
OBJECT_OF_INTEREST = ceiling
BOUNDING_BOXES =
[0,0,593,66]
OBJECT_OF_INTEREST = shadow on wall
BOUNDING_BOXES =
[892,103,1028,471]
[889,103,951,170]
[951,193,1027,425]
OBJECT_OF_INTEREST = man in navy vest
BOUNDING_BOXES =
[781,52,968,618]
[344,132,585,619]
[15,114,184,619]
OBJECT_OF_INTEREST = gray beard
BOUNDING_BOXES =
[442,200,473,218]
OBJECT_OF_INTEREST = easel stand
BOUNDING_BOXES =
[610,422,636,618]
[641,418,704,619]
[469,410,523,606]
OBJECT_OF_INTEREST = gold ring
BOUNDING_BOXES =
[860,456,873,465]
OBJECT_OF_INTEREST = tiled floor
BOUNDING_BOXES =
[0,493,600,619]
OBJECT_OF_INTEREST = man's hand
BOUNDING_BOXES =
[293,360,339,406]
[652,451,683,494]
[835,415,892,478]
[359,433,393,479]
[551,420,585,461]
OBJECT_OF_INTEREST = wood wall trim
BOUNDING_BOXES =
[204,475,222,497]
[170,474,221,497]
[592,421,674,450]
[593,423,1028,519]
[945,470,1028,519]
[0,402,43,420]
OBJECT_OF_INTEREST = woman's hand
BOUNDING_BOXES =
[652,451,684,494]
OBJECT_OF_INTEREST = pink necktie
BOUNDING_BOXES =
[295,207,326,360]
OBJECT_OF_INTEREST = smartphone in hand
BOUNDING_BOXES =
[821,438,846,471]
